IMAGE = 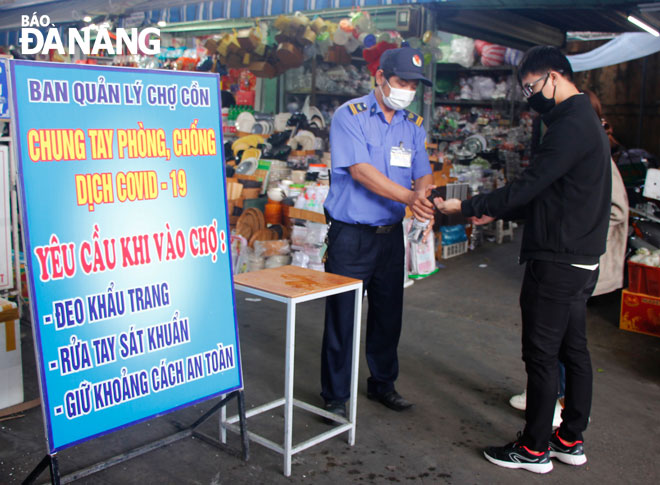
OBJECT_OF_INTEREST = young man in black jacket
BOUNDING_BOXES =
[435,46,611,474]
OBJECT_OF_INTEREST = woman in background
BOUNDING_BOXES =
[585,90,629,296]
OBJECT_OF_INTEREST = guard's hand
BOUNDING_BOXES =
[434,197,462,215]
[408,189,434,221]
[470,215,495,226]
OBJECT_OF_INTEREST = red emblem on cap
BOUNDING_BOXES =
[412,54,422,67]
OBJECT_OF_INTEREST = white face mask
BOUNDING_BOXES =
[379,80,416,110]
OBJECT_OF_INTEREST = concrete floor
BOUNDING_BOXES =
[2,233,659,484]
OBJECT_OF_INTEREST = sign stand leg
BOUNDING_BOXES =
[237,390,249,461]
[49,454,61,485]
[21,391,248,484]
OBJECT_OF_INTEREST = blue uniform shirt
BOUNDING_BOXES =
[324,90,431,226]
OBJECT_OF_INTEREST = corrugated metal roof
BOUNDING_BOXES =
[1,0,657,49]
[429,1,660,49]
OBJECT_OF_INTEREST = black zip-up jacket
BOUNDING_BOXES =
[461,93,611,265]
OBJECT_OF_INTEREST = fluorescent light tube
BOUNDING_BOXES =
[628,15,660,37]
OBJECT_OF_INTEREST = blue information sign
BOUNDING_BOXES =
[9,60,242,453]
[0,59,9,120]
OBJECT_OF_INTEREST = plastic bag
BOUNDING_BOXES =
[304,245,325,265]
[290,224,308,248]
[305,222,328,247]
[291,250,310,268]
[405,219,438,279]
[254,239,291,258]
[246,249,265,272]
[230,234,249,274]
[308,263,325,272]
[469,76,496,100]
[294,185,330,213]
[440,225,468,246]
[265,254,292,268]
[448,36,475,68]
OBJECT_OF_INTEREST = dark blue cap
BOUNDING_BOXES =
[379,47,432,87]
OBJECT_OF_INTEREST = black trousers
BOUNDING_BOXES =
[519,260,598,451]
[321,221,404,403]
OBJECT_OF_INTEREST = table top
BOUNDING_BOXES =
[233,265,361,299]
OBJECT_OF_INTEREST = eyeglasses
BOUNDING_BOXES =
[521,72,550,98]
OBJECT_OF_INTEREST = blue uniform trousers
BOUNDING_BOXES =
[321,219,404,403]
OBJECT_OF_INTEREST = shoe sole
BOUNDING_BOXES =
[550,450,587,466]
[483,452,553,474]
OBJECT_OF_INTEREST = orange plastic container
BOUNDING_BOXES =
[628,260,660,296]
[264,201,282,225]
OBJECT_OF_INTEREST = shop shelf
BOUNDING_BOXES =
[435,99,507,107]
[285,91,364,97]
[436,63,515,72]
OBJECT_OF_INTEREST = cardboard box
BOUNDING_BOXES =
[0,298,23,409]
[620,289,660,338]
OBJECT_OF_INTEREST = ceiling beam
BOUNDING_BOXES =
[435,9,566,49]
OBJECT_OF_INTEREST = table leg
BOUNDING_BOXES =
[348,285,363,445]
[283,300,296,476]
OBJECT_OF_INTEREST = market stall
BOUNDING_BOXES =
[0,2,538,281]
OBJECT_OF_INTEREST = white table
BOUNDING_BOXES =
[222,265,363,476]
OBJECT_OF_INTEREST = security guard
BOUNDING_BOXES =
[321,47,435,419]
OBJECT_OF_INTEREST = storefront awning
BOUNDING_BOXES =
[568,32,660,72]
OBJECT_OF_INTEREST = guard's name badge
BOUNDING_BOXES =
[390,146,412,168]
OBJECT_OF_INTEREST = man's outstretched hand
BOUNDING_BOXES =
[432,197,462,215]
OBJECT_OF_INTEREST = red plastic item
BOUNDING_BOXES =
[628,260,660,296]
[236,90,256,106]
[481,44,506,66]
[362,41,398,76]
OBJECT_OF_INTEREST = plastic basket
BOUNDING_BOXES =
[441,241,469,259]
[628,261,660,297]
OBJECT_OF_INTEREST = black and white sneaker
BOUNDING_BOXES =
[549,429,587,465]
[483,438,553,474]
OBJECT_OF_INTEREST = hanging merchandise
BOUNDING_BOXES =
[277,42,304,68]
[338,18,355,35]
[345,35,361,54]
[351,9,374,35]
[208,22,277,78]
[325,45,352,64]
[475,40,507,67]
[504,47,524,67]
[271,12,354,71]
[358,33,377,48]
[316,31,332,57]
[362,41,399,76]
[448,35,475,68]
[237,27,262,51]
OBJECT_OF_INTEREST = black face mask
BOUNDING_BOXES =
[527,84,556,114]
